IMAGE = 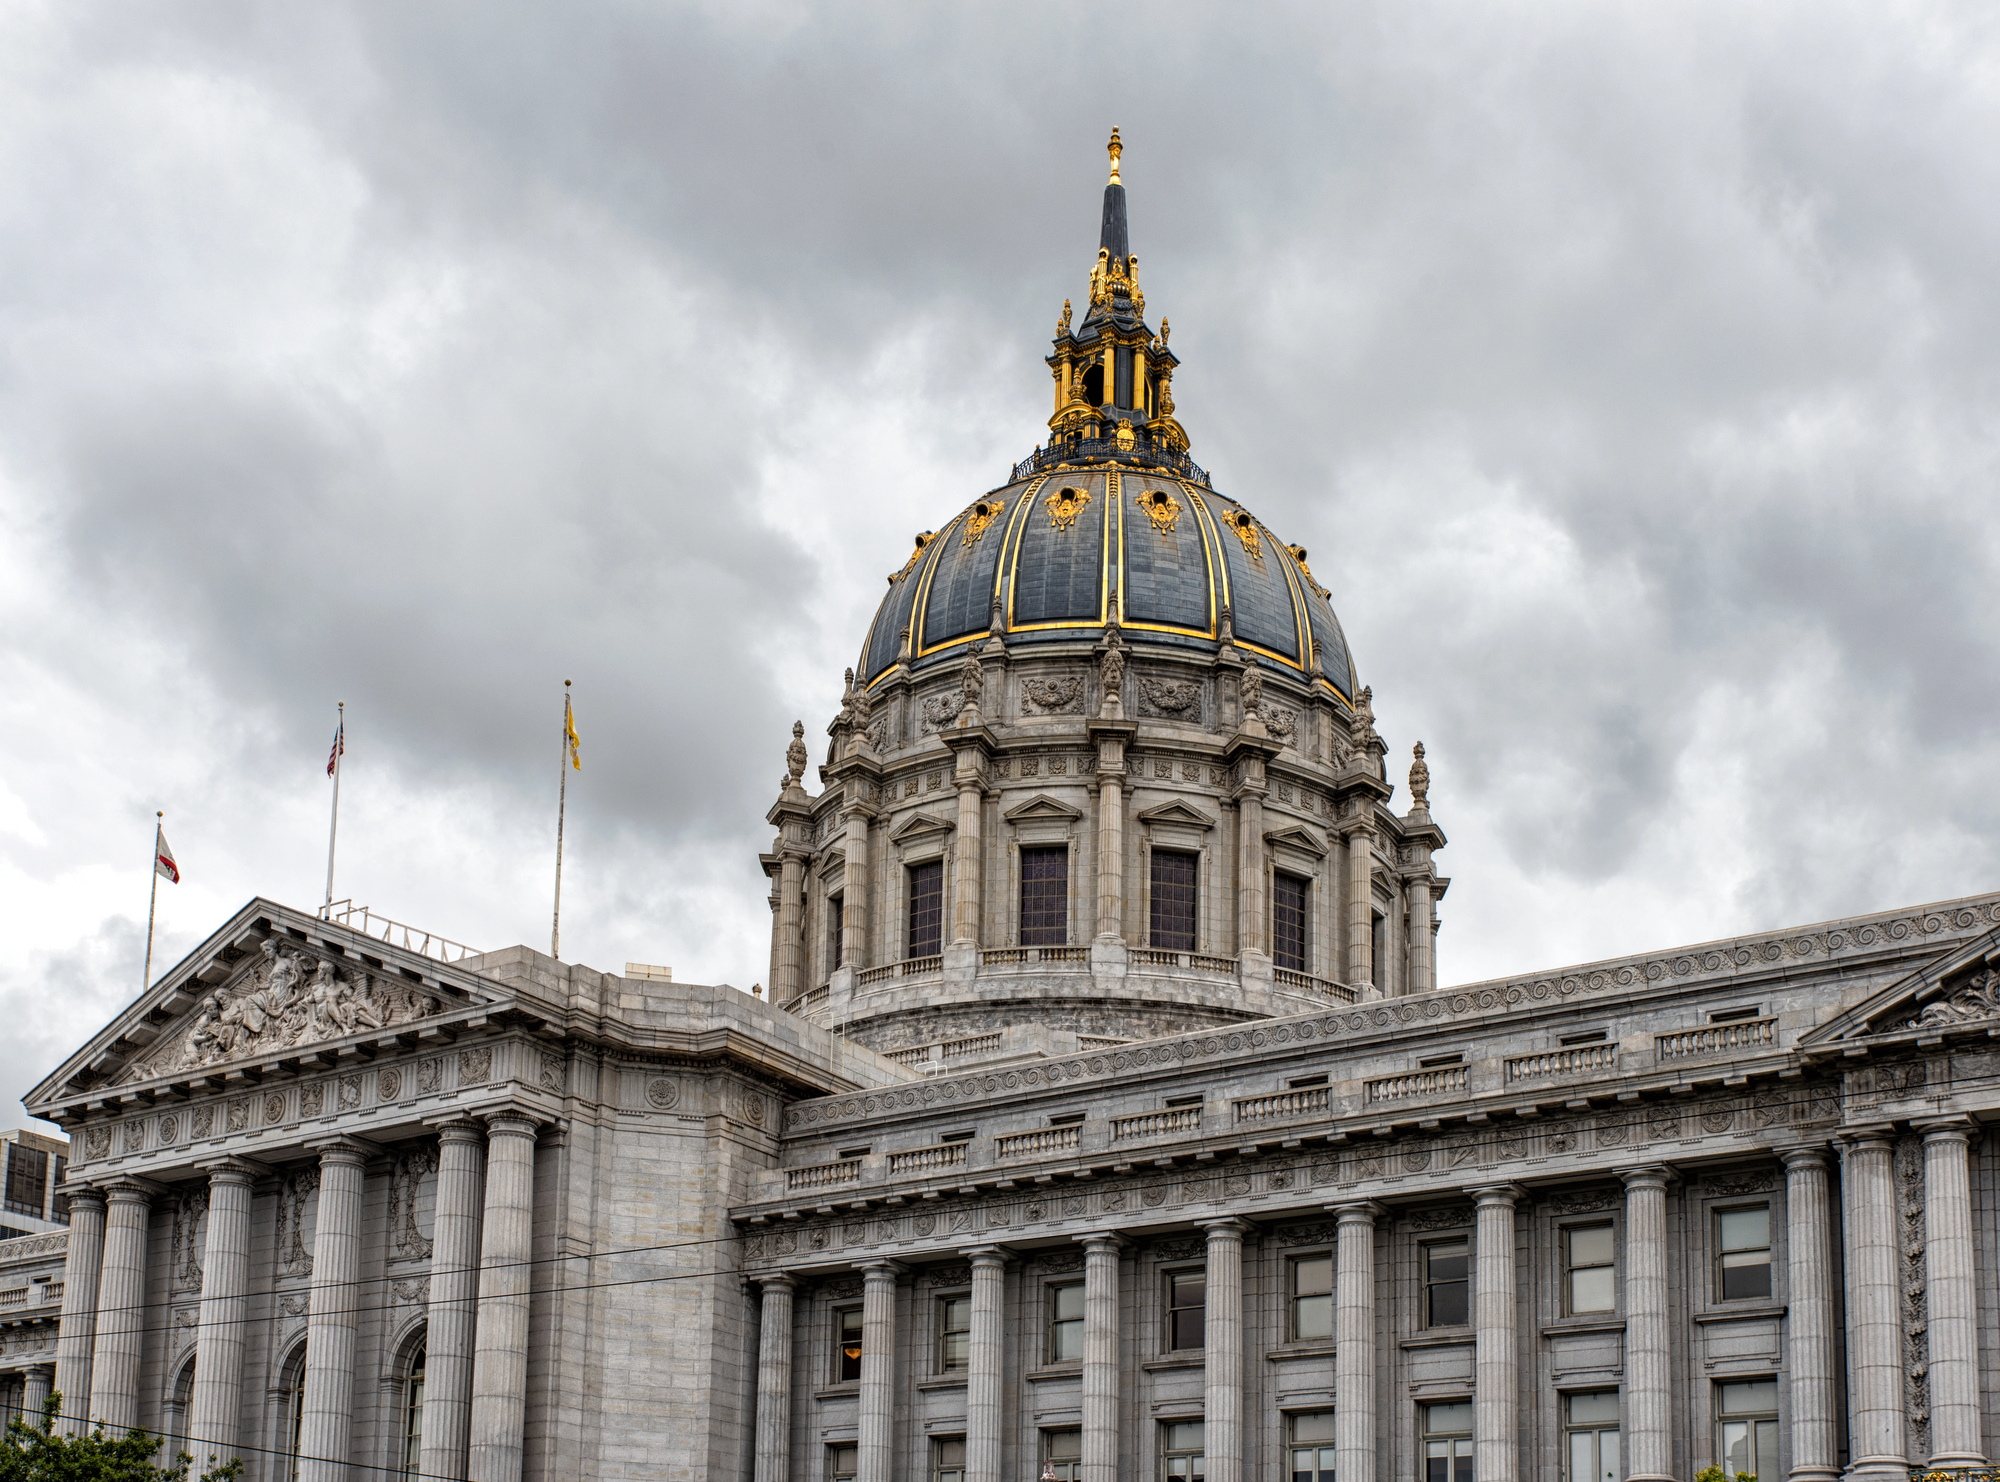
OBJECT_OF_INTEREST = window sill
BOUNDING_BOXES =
[1399,1328,1474,1350]
[1266,1340,1337,1360]
[1023,1364,1083,1382]
[1539,1317,1626,1338]
[813,1384,861,1401]
[916,1377,968,1392]
[1693,1302,1786,1324]
[1140,1355,1206,1373]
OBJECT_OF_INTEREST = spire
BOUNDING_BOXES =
[1099,127,1129,268]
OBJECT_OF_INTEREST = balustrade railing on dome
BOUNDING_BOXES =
[980,946,1089,968]
[1274,968,1358,1003]
[1012,438,1212,487]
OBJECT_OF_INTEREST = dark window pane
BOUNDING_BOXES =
[908,862,944,958]
[1273,873,1309,971]
[1720,1252,1772,1301]
[1170,1307,1206,1349]
[1429,1281,1469,1327]
[1020,847,1070,946]
[829,895,845,971]
[838,1307,863,1382]
[3,1145,48,1217]
[1151,850,1199,950]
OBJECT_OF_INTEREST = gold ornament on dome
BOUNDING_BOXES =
[891,530,935,583]
[1044,484,1091,531]
[961,498,1006,548]
[1114,419,1136,451]
[1223,508,1264,562]
[1135,488,1182,535]
[1287,543,1330,598]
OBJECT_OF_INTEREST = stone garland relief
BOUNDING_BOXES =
[379,1068,403,1102]
[1137,676,1200,718]
[170,1190,207,1292]
[459,1047,492,1086]
[388,1149,437,1263]
[1894,1131,1930,1456]
[276,1170,318,1279]
[126,937,444,1081]
[1021,675,1085,716]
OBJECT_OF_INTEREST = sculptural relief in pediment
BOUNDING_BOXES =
[126,938,444,1082]
[1904,967,2000,1032]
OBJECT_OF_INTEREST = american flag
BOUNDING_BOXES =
[327,717,344,777]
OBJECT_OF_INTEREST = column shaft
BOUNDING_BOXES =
[1095,774,1125,942]
[187,1163,257,1464]
[1922,1123,1984,1465]
[52,1187,104,1434]
[1407,877,1433,995]
[1081,1237,1121,1482]
[421,1121,486,1482]
[1345,828,1374,988]
[965,1250,1007,1482]
[297,1144,366,1482]
[1236,793,1264,956]
[1782,1147,1839,1482]
[952,779,983,946]
[1622,1168,1672,1482]
[856,1263,900,1482]
[753,1276,796,1482]
[86,1181,152,1434]
[842,812,871,970]
[1202,1222,1246,1482]
[1840,1133,1908,1475]
[1334,1204,1380,1482]
[23,1366,52,1425]
[775,854,804,1001]
[467,1114,539,1482]
[1471,1186,1521,1482]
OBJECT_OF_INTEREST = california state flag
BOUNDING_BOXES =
[155,830,180,884]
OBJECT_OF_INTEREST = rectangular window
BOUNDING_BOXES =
[1167,1268,1207,1350]
[1042,1429,1082,1482]
[1424,1240,1470,1327]
[1717,1380,1778,1482]
[1423,1401,1473,1482]
[1371,911,1387,987]
[1565,1224,1616,1314]
[1161,1420,1205,1482]
[1150,850,1199,951]
[829,894,845,971]
[1290,1253,1333,1341]
[937,1295,971,1372]
[1289,1410,1336,1482]
[1273,872,1309,971]
[835,1305,863,1383]
[1716,1206,1772,1302]
[1565,1391,1620,1482]
[1048,1282,1085,1363]
[932,1437,966,1482]
[1020,846,1070,947]
[3,1145,47,1218]
[50,1156,67,1222]
[828,1443,858,1482]
[908,861,944,958]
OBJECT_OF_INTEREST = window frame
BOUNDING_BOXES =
[1046,1280,1086,1365]
[827,1442,859,1482]
[907,860,945,959]
[1421,1237,1471,1329]
[1713,1203,1773,1304]
[1163,1265,1207,1352]
[1420,1400,1474,1482]
[833,1303,864,1384]
[1159,1419,1206,1482]
[1287,1409,1337,1482]
[931,1435,967,1482]
[828,892,845,972]
[400,1344,426,1481]
[1149,849,1200,951]
[1272,870,1310,972]
[1715,1378,1780,1482]
[1018,844,1071,947]
[935,1292,972,1373]
[1562,1390,1620,1482]
[1286,1251,1333,1343]
[1562,1222,1617,1316]
[1040,1429,1083,1482]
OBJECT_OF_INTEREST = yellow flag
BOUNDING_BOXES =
[565,699,581,771]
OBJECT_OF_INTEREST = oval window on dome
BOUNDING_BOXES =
[1223,509,1263,561]
[1135,488,1181,534]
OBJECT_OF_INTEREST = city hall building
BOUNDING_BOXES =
[8,136,2000,1482]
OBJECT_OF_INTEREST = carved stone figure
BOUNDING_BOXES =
[785,720,808,790]
[1100,642,1126,698]
[956,648,984,722]
[1239,665,1264,721]
[1913,969,2000,1028]
[1409,742,1430,809]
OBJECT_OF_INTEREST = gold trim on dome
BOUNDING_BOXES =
[1135,487,1182,535]
[961,497,1006,548]
[1287,543,1331,599]
[890,530,936,584]
[1222,507,1264,562]
[1044,484,1092,532]
[1183,486,1232,616]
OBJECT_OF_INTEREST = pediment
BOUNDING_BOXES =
[1263,823,1329,858]
[1003,794,1084,823]
[1798,922,2000,1046]
[889,811,956,841]
[26,897,507,1109]
[1135,800,1216,831]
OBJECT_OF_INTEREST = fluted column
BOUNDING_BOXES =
[187,1159,259,1464]
[1921,1120,1984,1466]
[87,1179,155,1434]
[22,1365,52,1427]
[1094,763,1126,942]
[1621,1167,1673,1482]
[1333,1202,1382,1482]
[1080,1234,1123,1482]
[1236,791,1265,957]
[421,1120,486,1482]
[952,775,983,946]
[753,1274,796,1482]
[841,809,871,970]
[1471,1184,1522,1482]
[1202,1220,1248,1482]
[1345,827,1374,989]
[468,1113,539,1482]
[1781,1146,1839,1482]
[964,1248,1008,1482]
[52,1186,104,1434]
[775,852,804,1002]
[856,1261,902,1482]
[1407,876,1433,995]
[1839,1130,1908,1478]
[297,1141,367,1482]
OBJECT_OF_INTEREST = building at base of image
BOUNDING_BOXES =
[9,136,1999,1482]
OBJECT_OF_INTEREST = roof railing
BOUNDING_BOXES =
[1012,437,1211,487]
[318,901,483,966]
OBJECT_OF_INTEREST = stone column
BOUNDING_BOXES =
[22,1365,52,1426]
[855,1261,902,1482]
[964,1248,1008,1482]
[468,1112,540,1482]
[1333,1202,1382,1482]
[421,1119,486,1482]
[1236,790,1265,957]
[1621,1167,1673,1482]
[1407,875,1433,995]
[1080,1234,1123,1482]
[775,851,805,1002]
[753,1274,796,1482]
[1839,1130,1908,1478]
[841,809,871,970]
[86,1178,154,1434]
[1094,763,1126,942]
[1470,1184,1523,1482]
[1781,1146,1839,1482]
[952,774,984,947]
[1202,1220,1248,1482]
[1345,826,1374,989]
[297,1140,368,1482]
[53,1185,104,1434]
[1920,1119,1984,1466]
[187,1159,259,1464]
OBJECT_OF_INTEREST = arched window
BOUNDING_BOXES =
[165,1354,197,1466]
[401,1344,426,1479]
[287,1366,307,1481]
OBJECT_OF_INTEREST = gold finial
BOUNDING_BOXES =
[1107,127,1122,184]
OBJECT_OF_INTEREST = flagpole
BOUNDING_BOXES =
[324,700,343,912]
[142,811,163,992]
[552,680,571,959]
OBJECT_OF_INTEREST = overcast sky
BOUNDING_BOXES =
[5,2,1999,1131]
